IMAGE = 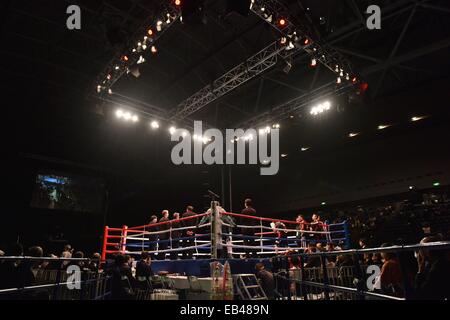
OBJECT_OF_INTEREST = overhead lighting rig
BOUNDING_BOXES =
[95,2,181,95]
[250,0,360,86]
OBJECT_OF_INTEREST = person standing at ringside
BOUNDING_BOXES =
[148,215,158,259]
[241,199,259,258]
[310,214,324,243]
[182,206,198,259]
[295,215,307,250]
[170,213,182,260]
[158,210,170,260]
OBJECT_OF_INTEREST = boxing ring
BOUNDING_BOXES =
[101,203,350,276]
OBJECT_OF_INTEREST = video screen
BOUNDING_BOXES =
[31,172,105,213]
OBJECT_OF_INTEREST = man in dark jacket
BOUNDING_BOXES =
[182,206,198,259]
[111,254,135,300]
[170,212,182,260]
[255,263,275,299]
[241,199,259,258]
[158,210,170,260]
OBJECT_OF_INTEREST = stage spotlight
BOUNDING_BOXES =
[310,58,317,67]
[335,65,339,73]
[97,85,102,93]
[378,124,390,130]
[273,124,280,129]
[108,89,113,95]
[122,55,129,62]
[123,112,132,121]
[106,74,111,80]
[175,0,181,6]
[156,21,163,32]
[115,65,120,70]
[147,28,154,36]
[301,147,309,152]
[409,186,415,190]
[348,132,359,138]
[280,37,287,45]
[286,41,295,50]
[433,182,440,187]
[278,18,287,27]
[151,46,158,54]
[337,77,342,84]
[310,101,331,116]
[169,126,176,135]
[281,154,288,158]
[412,116,427,122]
[132,115,139,122]
[359,82,369,93]
[150,121,160,129]
[116,109,123,118]
[346,73,350,81]
[352,76,358,84]
[137,55,146,64]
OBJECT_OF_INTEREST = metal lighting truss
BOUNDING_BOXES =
[95,2,180,93]
[171,0,358,121]
[238,81,356,129]
[250,0,355,76]
[171,40,300,121]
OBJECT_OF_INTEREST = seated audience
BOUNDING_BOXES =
[379,243,404,297]
[255,263,275,300]
[414,235,450,300]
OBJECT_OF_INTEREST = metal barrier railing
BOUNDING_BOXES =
[272,241,450,300]
[0,256,111,300]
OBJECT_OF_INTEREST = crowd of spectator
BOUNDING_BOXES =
[0,242,102,299]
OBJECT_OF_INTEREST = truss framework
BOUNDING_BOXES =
[95,2,180,93]
[171,40,300,121]
[171,0,358,121]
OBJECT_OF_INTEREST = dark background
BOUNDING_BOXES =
[2,0,450,254]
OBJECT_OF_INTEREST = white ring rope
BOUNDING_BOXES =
[222,222,334,235]
[129,223,211,237]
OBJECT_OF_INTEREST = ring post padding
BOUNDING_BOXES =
[210,201,218,259]
[101,226,109,261]
[121,225,128,254]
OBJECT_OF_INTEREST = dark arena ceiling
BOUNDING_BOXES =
[3,0,450,218]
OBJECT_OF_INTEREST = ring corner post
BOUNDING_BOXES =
[101,226,109,261]
[210,201,218,260]
[121,225,128,254]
